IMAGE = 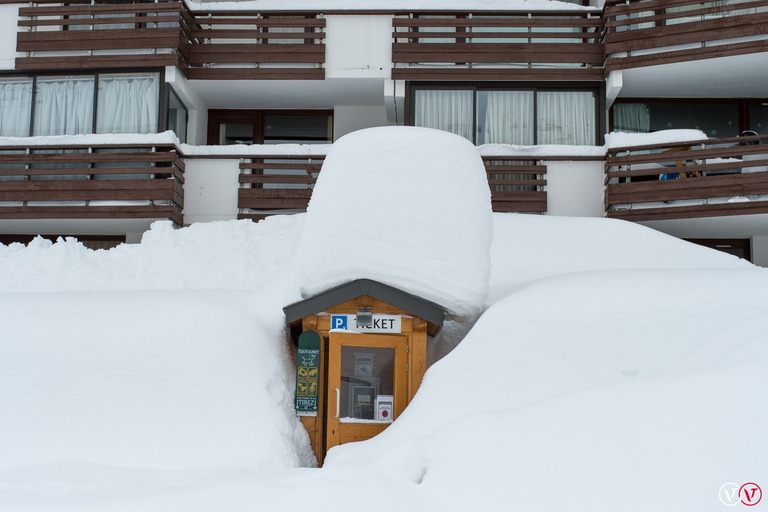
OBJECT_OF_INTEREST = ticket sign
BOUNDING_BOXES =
[295,330,321,416]
[330,314,402,333]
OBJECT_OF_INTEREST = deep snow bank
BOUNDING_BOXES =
[0,216,304,294]
[0,290,315,471]
[292,126,493,320]
[325,268,768,491]
[488,214,751,301]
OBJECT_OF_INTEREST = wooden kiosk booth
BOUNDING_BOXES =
[284,279,446,464]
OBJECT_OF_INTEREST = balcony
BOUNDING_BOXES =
[604,0,768,71]
[11,0,326,80]
[237,156,548,220]
[0,143,184,226]
[605,134,768,222]
[392,11,604,81]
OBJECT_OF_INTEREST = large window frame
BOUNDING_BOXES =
[0,69,171,138]
[610,98,768,137]
[207,109,334,145]
[406,82,605,146]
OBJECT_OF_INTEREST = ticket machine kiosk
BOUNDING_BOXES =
[284,279,446,464]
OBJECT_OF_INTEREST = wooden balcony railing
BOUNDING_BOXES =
[238,156,323,221]
[237,155,547,219]
[604,0,768,71]
[605,134,768,221]
[185,12,325,80]
[483,159,548,214]
[392,12,604,81]
[0,144,184,225]
[11,0,326,80]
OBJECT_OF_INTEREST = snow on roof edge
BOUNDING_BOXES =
[0,130,715,160]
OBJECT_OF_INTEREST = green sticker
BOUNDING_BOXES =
[295,330,321,416]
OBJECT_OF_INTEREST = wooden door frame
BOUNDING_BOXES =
[325,332,407,453]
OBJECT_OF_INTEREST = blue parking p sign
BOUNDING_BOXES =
[331,315,347,330]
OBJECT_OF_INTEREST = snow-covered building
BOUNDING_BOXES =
[0,0,767,263]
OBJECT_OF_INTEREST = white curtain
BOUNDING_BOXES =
[414,89,473,141]
[97,73,159,134]
[613,103,651,133]
[0,79,33,137]
[33,77,94,136]
[536,91,596,145]
[477,90,534,145]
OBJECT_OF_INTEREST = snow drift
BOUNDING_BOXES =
[292,126,493,320]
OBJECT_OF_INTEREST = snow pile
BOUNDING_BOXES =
[293,126,493,319]
[605,129,708,149]
[0,212,765,511]
[488,213,751,301]
[0,290,315,472]
[0,216,304,293]
[321,268,768,511]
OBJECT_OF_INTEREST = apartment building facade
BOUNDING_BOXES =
[0,0,766,263]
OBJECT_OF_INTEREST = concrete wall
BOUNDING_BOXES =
[0,5,20,70]
[325,15,392,79]
[543,160,605,217]
[753,236,768,267]
[165,67,207,145]
[333,106,391,140]
[183,159,240,225]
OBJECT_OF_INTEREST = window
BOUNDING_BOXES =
[0,77,32,137]
[207,110,333,145]
[612,100,767,137]
[410,84,601,146]
[167,90,188,143]
[96,72,159,134]
[0,71,162,137]
[33,75,94,136]
[748,103,768,134]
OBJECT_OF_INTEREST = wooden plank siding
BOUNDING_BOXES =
[605,134,768,221]
[11,1,326,80]
[0,144,184,226]
[603,0,768,71]
[237,156,547,220]
[391,13,604,81]
[6,1,768,79]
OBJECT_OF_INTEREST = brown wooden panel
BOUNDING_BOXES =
[392,67,604,81]
[393,42,603,64]
[18,28,181,52]
[605,15,768,54]
[607,201,768,222]
[185,67,325,80]
[240,175,316,185]
[0,179,177,202]
[16,54,179,71]
[606,39,768,71]
[607,173,768,204]
[18,2,181,17]
[0,205,180,221]
[19,14,181,28]
[238,189,312,209]
[393,17,602,29]
[188,44,324,65]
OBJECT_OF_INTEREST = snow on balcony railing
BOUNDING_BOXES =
[604,0,768,70]
[0,135,184,225]
[605,132,768,221]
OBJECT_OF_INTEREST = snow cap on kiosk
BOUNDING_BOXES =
[293,126,493,320]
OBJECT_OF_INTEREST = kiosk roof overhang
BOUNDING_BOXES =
[284,279,447,335]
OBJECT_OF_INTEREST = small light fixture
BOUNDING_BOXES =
[356,307,373,327]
